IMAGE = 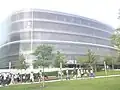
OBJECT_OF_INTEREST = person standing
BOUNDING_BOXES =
[80,69,84,78]
[38,70,42,82]
[73,68,77,79]
[11,74,14,84]
[66,69,70,80]
[14,74,18,83]
[86,69,90,77]
[6,73,11,85]
[0,74,3,85]
[90,69,95,78]
[17,73,20,83]
[1,74,4,86]
[3,73,7,86]
[30,72,34,83]
[58,70,61,79]
[22,74,26,83]
[77,68,81,78]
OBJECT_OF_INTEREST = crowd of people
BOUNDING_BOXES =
[0,70,46,86]
[0,68,95,87]
[58,68,95,80]
[72,68,95,78]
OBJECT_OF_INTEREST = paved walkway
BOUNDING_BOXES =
[9,74,120,86]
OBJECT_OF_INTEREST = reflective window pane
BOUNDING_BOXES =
[11,12,32,21]
[20,42,31,51]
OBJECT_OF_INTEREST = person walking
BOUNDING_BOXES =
[77,68,81,78]
[66,69,70,80]
[58,71,61,79]
[86,69,90,77]
[22,74,26,83]
[2,73,7,86]
[11,74,15,84]
[38,70,42,82]
[89,69,95,78]
[30,72,34,83]
[73,68,77,79]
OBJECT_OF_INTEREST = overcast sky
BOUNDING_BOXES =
[0,0,120,43]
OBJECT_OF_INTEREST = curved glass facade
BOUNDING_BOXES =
[0,9,117,68]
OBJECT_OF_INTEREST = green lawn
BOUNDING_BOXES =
[95,70,120,76]
[65,70,120,79]
[1,76,120,90]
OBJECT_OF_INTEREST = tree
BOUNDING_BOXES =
[110,10,120,68]
[33,60,49,69]
[86,49,97,70]
[111,29,120,69]
[117,54,120,62]
[54,51,66,68]
[33,60,42,69]
[104,56,114,69]
[111,9,120,49]
[33,44,54,87]
[76,56,88,67]
[76,49,97,71]
[115,54,120,68]
[15,54,29,70]
[111,28,120,49]
[14,54,29,82]
[33,44,54,68]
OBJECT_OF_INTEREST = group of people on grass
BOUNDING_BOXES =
[72,68,95,78]
[0,70,48,86]
[0,68,95,86]
[58,68,95,80]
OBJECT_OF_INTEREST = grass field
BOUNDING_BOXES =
[67,70,120,78]
[95,70,120,76]
[1,76,120,90]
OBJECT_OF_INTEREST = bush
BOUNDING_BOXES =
[45,71,58,76]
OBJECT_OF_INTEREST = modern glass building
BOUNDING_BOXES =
[0,9,118,68]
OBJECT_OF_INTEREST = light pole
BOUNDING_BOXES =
[9,61,11,69]
[23,9,33,70]
[9,61,12,73]
[19,50,28,62]
[60,62,62,80]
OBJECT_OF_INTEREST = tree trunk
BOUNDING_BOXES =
[94,64,97,72]
[43,66,45,87]
[112,60,114,70]
[42,62,45,87]
[60,62,63,80]
[112,64,114,70]
[89,63,93,70]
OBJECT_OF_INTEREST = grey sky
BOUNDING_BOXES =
[0,0,120,44]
